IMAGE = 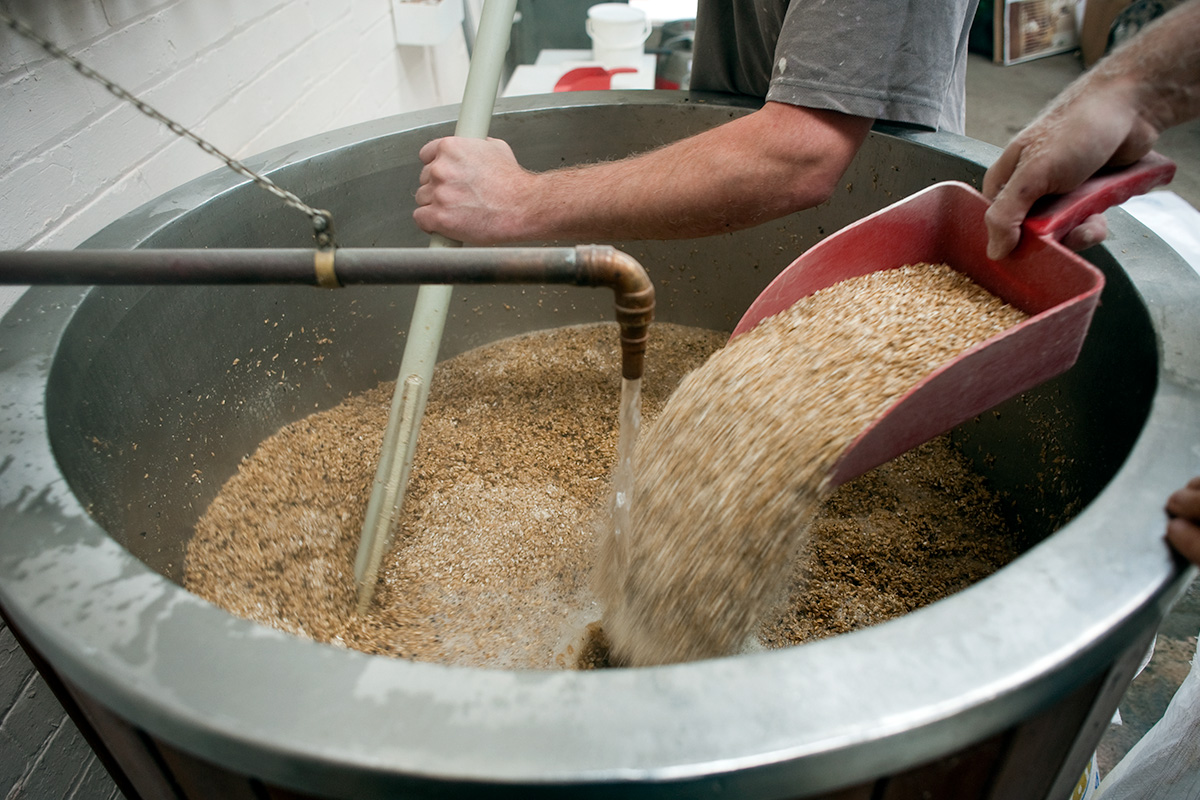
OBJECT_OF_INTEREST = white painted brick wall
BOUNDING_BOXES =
[0,0,476,794]
[0,0,472,253]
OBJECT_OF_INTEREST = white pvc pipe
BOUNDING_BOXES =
[355,0,519,609]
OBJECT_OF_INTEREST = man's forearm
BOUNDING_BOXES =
[414,102,873,244]
[1083,0,1200,134]
[513,103,872,241]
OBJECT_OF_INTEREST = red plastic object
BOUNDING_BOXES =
[553,66,637,92]
[731,152,1176,487]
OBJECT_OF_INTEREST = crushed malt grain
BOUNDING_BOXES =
[187,323,724,668]
[187,265,1025,669]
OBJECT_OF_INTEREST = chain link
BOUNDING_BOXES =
[1,9,335,249]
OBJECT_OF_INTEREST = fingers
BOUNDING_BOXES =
[414,137,462,223]
[983,198,1026,261]
[983,140,1068,260]
[414,169,436,217]
[1165,477,1200,567]
[410,136,526,244]
[415,139,446,209]
[984,167,1047,260]
[1167,476,1200,518]
[1166,517,1200,567]
[418,137,444,165]
[413,141,443,233]
[1059,214,1109,252]
[413,181,432,211]
[982,142,1021,201]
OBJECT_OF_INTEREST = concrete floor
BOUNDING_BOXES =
[965,49,1200,782]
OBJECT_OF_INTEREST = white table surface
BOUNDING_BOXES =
[503,49,656,97]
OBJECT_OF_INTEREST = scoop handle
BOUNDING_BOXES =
[1024,151,1177,241]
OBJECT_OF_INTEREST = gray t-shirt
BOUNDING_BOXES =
[690,0,978,134]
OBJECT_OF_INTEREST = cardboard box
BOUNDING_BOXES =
[1079,0,1134,65]
[994,0,1083,64]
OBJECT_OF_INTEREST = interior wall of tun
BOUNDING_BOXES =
[0,1,474,795]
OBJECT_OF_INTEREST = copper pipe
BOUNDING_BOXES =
[0,245,655,379]
[573,245,654,380]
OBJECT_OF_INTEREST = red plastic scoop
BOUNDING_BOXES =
[553,66,637,92]
[731,152,1176,487]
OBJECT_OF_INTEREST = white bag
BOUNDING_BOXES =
[1095,632,1200,798]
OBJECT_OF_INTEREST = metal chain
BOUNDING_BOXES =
[1,9,335,249]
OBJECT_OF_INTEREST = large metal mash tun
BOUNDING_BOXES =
[1,92,1199,798]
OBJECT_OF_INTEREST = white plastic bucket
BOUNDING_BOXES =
[586,3,651,69]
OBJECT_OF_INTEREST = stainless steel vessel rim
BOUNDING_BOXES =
[0,93,1195,789]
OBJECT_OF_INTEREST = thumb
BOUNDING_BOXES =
[983,153,1057,260]
[984,187,1036,260]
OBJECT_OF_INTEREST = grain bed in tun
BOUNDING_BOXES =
[186,262,1028,669]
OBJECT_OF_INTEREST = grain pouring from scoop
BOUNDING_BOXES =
[595,263,1028,667]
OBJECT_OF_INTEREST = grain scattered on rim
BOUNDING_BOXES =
[595,263,1028,666]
